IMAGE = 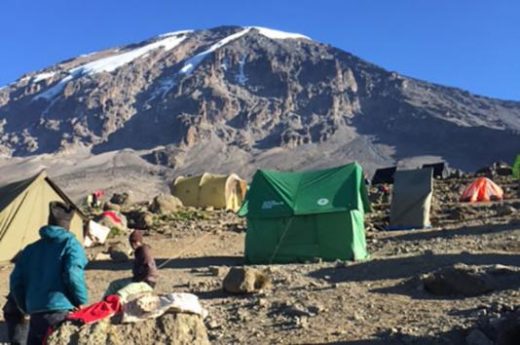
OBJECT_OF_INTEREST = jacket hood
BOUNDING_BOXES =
[39,225,75,242]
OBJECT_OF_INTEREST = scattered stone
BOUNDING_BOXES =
[208,266,228,277]
[103,202,121,212]
[295,316,309,329]
[256,298,269,308]
[149,194,184,214]
[206,318,220,330]
[107,242,131,262]
[223,267,271,294]
[110,192,133,206]
[495,204,516,217]
[94,252,111,261]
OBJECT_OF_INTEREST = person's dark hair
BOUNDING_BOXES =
[129,230,144,244]
[48,201,74,230]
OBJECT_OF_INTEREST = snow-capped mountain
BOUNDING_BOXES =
[1,25,519,175]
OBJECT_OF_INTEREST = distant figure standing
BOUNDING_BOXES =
[10,201,89,345]
[129,230,159,288]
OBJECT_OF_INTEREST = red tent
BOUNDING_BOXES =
[460,177,504,202]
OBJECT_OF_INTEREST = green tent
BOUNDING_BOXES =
[513,155,520,179]
[238,163,370,264]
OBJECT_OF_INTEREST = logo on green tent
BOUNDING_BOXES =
[261,200,284,209]
[317,198,329,206]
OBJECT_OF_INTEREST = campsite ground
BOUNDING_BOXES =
[0,180,519,344]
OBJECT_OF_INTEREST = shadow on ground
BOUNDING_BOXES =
[380,222,520,245]
[87,255,243,271]
[309,252,520,283]
[0,321,7,343]
[297,327,465,345]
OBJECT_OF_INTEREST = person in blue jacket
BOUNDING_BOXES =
[10,201,89,345]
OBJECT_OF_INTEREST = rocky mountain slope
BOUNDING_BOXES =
[0,25,519,178]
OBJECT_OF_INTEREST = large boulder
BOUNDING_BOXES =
[110,192,134,206]
[223,267,271,294]
[421,264,520,297]
[46,313,210,345]
[108,242,132,262]
[125,210,155,229]
[149,194,183,214]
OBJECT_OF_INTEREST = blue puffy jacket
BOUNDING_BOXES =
[10,226,89,314]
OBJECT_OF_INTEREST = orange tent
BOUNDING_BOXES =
[460,177,504,202]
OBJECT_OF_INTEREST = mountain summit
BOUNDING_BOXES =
[1,25,519,175]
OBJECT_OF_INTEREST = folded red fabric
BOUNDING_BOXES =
[102,211,122,225]
[67,295,121,325]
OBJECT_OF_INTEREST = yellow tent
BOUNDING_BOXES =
[171,173,248,212]
[0,171,85,262]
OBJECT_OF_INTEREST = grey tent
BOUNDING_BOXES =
[422,162,449,179]
[389,168,433,229]
[371,166,397,185]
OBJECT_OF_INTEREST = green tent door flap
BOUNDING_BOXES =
[241,162,370,264]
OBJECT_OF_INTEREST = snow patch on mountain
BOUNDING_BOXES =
[236,55,248,85]
[33,71,56,83]
[251,26,310,40]
[34,31,190,100]
[180,28,251,75]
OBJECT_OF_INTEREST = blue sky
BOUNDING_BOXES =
[1,0,519,100]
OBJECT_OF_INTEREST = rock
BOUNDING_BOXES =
[495,204,516,217]
[223,267,271,294]
[149,194,184,214]
[108,242,131,262]
[208,266,228,277]
[103,202,121,212]
[465,329,493,345]
[421,264,495,297]
[94,252,111,261]
[281,303,314,317]
[110,192,134,206]
[295,316,309,329]
[46,313,210,345]
[125,210,155,229]
[206,319,220,330]
[256,298,269,308]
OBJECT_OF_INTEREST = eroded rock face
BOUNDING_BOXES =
[0,26,518,172]
[46,313,210,345]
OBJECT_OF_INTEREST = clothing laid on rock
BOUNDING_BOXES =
[67,295,122,325]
